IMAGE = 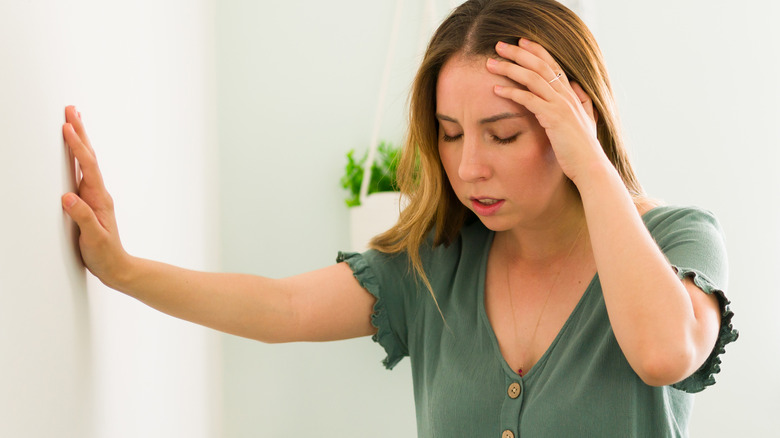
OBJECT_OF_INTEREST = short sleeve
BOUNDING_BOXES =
[337,250,413,370]
[644,206,739,393]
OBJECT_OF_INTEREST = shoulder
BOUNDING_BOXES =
[362,220,493,286]
[641,205,728,285]
[641,205,723,240]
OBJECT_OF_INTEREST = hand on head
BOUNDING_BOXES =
[486,39,606,186]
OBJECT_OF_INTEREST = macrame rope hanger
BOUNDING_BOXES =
[360,0,444,203]
[359,0,404,204]
[359,0,444,205]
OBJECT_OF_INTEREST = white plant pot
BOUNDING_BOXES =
[349,191,406,252]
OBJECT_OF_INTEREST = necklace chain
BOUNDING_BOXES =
[504,223,585,377]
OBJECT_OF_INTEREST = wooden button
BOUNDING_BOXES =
[507,382,521,399]
[502,430,515,438]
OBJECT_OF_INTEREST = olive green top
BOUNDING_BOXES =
[337,206,737,437]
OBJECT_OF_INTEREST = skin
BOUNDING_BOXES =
[477,39,721,384]
[60,38,722,387]
[436,52,598,375]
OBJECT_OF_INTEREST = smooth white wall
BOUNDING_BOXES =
[0,1,220,437]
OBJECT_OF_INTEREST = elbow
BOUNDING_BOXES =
[633,343,699,387]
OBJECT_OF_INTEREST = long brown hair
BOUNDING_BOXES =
[371,0,643,295]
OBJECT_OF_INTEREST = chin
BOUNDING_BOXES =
[474,215,515,232]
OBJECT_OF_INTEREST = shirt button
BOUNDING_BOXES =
[507,382,521,399]
[502,430,515,438]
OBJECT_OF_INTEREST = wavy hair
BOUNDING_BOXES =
[370,0,644,296]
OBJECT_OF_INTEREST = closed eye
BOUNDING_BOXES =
[493,134,519,145]
[442,133,463,142]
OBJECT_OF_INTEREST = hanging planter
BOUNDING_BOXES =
[339,0,409,253]
[349,191,405,252]
[341,141,405,252]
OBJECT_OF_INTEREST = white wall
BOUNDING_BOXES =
[0,1,221,437]
[217,1,778,437]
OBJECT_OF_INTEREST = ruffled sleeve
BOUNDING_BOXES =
[670,266,738,393]
[644,206,739,393]
[337,250,409,370]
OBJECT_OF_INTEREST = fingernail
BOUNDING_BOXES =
[496,41,507,49]
[64,194,78,208]
[77,111,82,120]
[487,58,498,67]
[520,38,529,47]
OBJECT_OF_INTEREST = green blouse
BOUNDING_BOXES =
[337,206,737,437]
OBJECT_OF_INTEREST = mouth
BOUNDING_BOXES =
[469,197,505,216]
[473,198,501,205]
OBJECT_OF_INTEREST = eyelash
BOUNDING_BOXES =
[493,134,519,145]
[441,133,519,144]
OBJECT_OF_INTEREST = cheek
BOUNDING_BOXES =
[542,144,558,167]
[438,144,458,177]
[505,145,563,193]
[526,130,559,171]
[438,145,467,197]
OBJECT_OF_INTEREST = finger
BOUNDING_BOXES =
[63,123,107,190]
[487,58,565,104]
[493,42,578,105]
[65,105,95,156]
[495,41,558,81]
[494,42,561,93]
[517,39,571,87]
[571,81,597,124]
[62,193,107,237]
[493,85,549,120]
[511,39,582,105]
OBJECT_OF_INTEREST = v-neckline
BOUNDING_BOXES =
[476,206,661,380]
[477,230,599,381]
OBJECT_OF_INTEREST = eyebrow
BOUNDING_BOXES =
[435,112,530,125]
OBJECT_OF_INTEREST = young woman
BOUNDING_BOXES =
[61,0,737,436]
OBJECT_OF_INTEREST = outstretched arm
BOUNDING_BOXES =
[61,106,376,343]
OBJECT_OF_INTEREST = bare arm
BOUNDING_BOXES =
[488,40,722,386]
[61,106,376,343]
[111,258,376,343]
[577,162,721,386]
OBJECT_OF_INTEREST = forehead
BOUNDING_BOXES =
[436,54,529,118]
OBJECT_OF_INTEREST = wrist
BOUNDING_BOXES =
[102,252,138,293]
[571,155,619,195]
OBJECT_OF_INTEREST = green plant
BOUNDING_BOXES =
[341,141,401,207]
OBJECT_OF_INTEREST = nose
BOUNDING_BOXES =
[457,136,491,182]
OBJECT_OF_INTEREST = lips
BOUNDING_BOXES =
[470,197,505,216]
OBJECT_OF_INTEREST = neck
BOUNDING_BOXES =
[498,199,587,264]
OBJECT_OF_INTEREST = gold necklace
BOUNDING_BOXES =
[504,223,585,377]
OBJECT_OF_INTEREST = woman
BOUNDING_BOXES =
[61,0,736,436]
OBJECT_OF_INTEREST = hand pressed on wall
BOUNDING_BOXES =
[61,105,130,287]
